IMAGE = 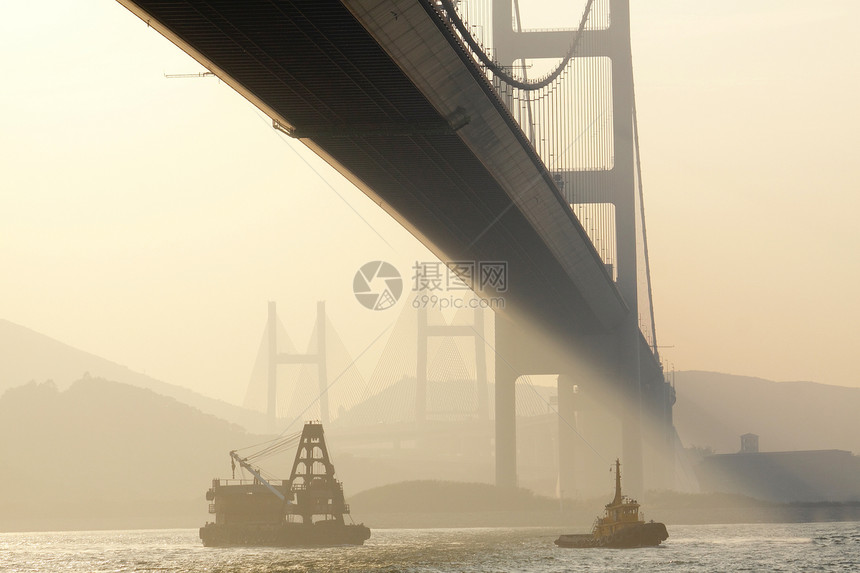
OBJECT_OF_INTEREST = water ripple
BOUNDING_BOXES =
[1,522,858,572]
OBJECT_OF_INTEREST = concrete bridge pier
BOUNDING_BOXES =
[616,318,644,496]
[494,313,520,489]
[494,311,648,495]
[556,372,580,499]
[641,368,677,490]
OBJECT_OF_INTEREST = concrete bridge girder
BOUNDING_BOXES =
[344,0,629,332]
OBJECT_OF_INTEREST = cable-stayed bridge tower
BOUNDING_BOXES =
[417,305,489,423]
[247,301,367,433]
[266,301,328,427]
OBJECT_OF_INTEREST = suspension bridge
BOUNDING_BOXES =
[116,0,676,494]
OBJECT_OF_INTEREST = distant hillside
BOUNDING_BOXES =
[347,480,860,527]
[0,319,267,432]
[347,479,599,528]
[350,480,559,514]
[0,377,274,532]
[674,371,860,454]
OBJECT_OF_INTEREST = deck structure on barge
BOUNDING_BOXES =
[200,422,370,547]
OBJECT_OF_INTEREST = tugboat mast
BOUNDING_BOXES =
[612,458,622,505]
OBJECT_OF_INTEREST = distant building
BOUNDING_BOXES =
[740,433,759,453]
[697,441,860,502]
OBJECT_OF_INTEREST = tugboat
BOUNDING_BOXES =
[199,421,370,547]
[555,459,668,548]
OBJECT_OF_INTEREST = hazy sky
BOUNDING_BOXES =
[2,0,859,404]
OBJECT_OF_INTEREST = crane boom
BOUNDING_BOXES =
[229,450,285,501]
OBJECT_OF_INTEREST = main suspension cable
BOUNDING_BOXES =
[435,0,595,91]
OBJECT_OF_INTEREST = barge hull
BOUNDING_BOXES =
[200,522,371,547]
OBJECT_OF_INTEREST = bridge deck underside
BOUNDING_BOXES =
[120,0,627,340]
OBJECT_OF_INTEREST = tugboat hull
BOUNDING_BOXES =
[555,460,668,549]
[199,522,371,547]
[555,522,668,548]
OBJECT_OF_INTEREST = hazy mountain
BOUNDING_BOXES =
[350,480,559,513]
[0,319,267,432]
[0,377,269,531]
[674,371,860,454]
[347,480,860,528]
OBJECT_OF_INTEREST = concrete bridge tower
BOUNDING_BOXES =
[491,0,647,494]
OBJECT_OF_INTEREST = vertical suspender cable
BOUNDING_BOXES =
[513,0,536,142]
[632,84,658,358]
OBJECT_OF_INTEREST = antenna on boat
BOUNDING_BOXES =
[613,458,623,504]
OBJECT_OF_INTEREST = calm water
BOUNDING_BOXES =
[2,522,859,572]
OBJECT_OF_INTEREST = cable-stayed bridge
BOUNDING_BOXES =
[247,298,569,495]
[116,0,676,493]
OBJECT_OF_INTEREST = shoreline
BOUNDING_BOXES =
[3,504,860,534]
